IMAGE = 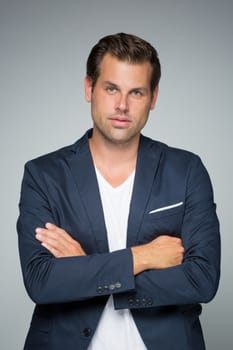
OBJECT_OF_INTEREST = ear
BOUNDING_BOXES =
[150,86,159,110]
[84,76,93,102]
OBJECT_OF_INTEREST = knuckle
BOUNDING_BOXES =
[60,228,66,234]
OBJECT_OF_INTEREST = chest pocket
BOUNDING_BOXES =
[138,205,184,244]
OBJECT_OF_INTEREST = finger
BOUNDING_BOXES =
[36,227,68,242]
[45,223,74,243]
[36,227,55,236]
[42,239,85,258]
[41,242,62,258]
[36,233,62,250]
[35,226,87,257]
[35,228,68,252]
[45,222,65,235]
[35,228,59,242]
[163,236,183,247]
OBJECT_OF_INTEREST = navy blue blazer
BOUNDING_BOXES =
[17,130,220,350]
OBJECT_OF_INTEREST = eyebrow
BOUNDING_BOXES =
[103,81,118,88]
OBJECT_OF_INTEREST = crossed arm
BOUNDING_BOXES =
[18,155,220,307]
[35,223,184,275]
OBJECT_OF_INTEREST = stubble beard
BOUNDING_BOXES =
[93,121,140,147]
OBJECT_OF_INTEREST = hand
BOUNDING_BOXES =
[131,235,184,275]
[35,223,86,258]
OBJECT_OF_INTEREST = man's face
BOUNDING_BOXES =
[85,53,158,145]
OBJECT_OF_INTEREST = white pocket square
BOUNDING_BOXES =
[149,202,183,214]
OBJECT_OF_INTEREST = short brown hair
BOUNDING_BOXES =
[86,33,161,92]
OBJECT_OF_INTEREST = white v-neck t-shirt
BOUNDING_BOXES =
[88,168,147,350]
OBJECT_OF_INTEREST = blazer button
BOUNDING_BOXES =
[109,284,115,291]
[128,298,134,306]
[83,328,92,337]
[97,286,103,294]
[115,281,122,289]
[147,298,153,306]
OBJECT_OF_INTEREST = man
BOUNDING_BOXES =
[17,33,220,350]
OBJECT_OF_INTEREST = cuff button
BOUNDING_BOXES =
[97,286,103,294]
[115,282,122,289]
[109,284,115,290]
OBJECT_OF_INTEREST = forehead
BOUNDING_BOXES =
[98,53,152,87]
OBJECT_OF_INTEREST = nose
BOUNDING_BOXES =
[115,93,129,114]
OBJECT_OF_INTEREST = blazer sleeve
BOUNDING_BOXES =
[114,155,221,310]
[17,161,135,305]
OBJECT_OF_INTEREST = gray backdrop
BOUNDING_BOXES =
[1,0,232,349]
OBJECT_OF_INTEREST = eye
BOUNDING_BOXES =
[131,89,143,97]
[106,86,117,94]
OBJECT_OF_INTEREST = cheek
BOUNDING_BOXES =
[133,102,151,118]
[101,96,116,114]
[92,95,114,118]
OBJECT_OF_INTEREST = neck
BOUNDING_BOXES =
[89,130,139,187]
[89,129,139,165]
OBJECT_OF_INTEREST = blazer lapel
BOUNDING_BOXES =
[127,135,163,247]
[66,132,109,253]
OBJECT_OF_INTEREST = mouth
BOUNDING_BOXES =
[108,115,132,127]
[109,118,131,128]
